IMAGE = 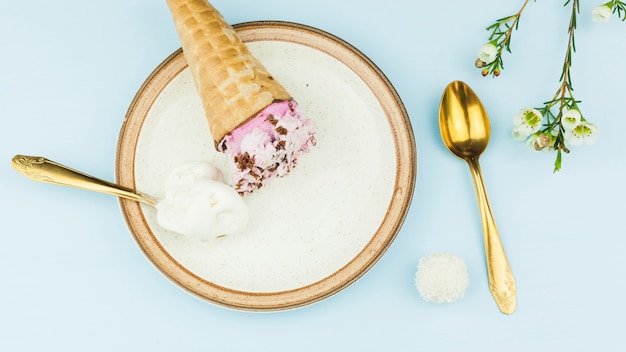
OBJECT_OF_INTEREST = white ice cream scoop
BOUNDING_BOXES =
[11,155,248,240]
[156,161,248,240]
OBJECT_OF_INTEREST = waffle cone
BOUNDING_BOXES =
[166,0,291,146]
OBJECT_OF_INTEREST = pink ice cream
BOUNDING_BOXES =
[218,100,316,194]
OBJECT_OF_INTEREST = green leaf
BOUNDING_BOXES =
[553,149,562,172]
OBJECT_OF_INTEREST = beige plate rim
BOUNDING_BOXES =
[115,21,416,311]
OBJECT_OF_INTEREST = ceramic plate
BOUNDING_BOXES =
[116,21,416,311]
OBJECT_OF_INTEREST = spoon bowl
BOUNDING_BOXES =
[438,81,517,314]
[439,81,490,160]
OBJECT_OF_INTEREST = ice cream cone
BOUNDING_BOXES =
[166,0,316,194]
[165,0,291,146]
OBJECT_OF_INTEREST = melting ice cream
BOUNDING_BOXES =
[218,100,316,194]
[156,161,248,240]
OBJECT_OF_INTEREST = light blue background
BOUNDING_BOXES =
[2,1,624,351]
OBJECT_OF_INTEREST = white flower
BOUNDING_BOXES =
[564,121,599,146]
[512,108,543,140]
[478,43,498,65]
[592,4,612,23]
[524,133,539,148]
[512,125,532,141]
[561,109,582,130]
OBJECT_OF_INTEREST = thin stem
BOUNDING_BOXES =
[551,0,579,121]
[554,0,578,100]
[501,0,531,51]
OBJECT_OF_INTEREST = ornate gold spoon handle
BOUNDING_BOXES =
[11,154,157,205]
[467,156,516,314]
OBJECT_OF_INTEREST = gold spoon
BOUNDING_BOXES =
[10,154,157,205]
[11,154,248,240]
[438,80,516,314]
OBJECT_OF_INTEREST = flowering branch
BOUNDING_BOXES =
[475,0,532,77]
[475,0,625,172]
[534,0,586,172]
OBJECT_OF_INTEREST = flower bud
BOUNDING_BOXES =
[477,43,498,65]
[481,68,489,77]
[534,133,551,150]
[475,58,486,68]
[592,5,612,23]
[493,68,501,77]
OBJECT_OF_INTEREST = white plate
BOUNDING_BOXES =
[116,21,416,311]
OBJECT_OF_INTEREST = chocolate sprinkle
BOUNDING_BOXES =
[234,152,255,171]
[267,115,278,126]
